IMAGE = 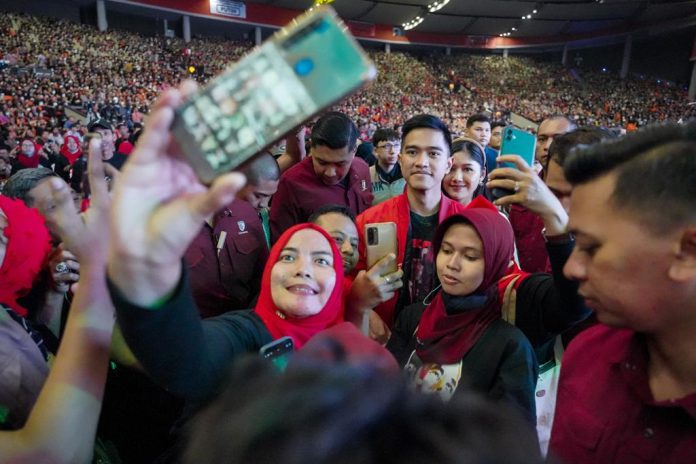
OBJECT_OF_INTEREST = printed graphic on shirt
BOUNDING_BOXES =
[405,351,462,402]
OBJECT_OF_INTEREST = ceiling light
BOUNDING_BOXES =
[526,14,532,19]
[533,9,537,14]
[402,15,424,30]
[428,0,450,13]
[511,27,517,31]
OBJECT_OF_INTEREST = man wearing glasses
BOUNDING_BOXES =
[370,128,405,205]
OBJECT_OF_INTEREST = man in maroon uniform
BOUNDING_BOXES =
[269,112,372,243]
[549,122,696,463]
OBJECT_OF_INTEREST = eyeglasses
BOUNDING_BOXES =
[377,143,401,150]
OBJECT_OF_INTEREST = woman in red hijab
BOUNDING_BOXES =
[387,206,538,424]
[13,139,42,170]
[114,223,346,402]
[59,135,82,166]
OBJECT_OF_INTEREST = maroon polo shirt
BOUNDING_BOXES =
[508,204,551,273]
[550,325,696,464]
[184,199,269,318]
[269,156,373,243]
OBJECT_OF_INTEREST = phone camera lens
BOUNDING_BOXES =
[367,227,377,246]
[294,57,315,77]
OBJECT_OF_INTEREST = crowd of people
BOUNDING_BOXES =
[1,11,693,147]
[1,8,695,464]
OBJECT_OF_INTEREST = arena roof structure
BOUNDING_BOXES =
[94,0,696,49]
[252,0,696,38]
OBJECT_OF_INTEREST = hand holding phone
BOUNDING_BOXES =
[490,127,536,200]
[365,222,398,275]
[172,6,376,184]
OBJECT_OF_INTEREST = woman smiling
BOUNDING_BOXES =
[113,223,345,402]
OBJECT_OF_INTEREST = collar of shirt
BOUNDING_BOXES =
[610,331,696,420]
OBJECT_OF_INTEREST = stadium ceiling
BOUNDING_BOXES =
[248,0,696,37]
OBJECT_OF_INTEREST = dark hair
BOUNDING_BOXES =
[564,122,696,235]
[184,356,542,464]
[466,113,491,128]
[547,127,615,168]
[450,139,486,172]
[309,204,356,225]
[240,152,281,185]
[310,112,359,152]
[372,128,400,147]
[491,120,507,131]
[401,114,452,156]
[2,167,58,207]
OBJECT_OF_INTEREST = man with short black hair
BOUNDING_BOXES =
[535,116,576,167]
[465,113,498,174]
[489,120,506,152]
[355,114,469,328]
[238,152,281,248]
[309,205,359,274]
[370,128,404,205]
[87,119,128,170]
[549,122,696,463]
[269,112,372,243]
[184,153,276,317]
[115,122,133,155]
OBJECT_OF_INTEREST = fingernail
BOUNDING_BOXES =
[50,177,65,189]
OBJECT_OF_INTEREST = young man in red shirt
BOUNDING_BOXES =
[354,114,468,329]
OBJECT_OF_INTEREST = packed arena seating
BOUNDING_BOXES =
[1,11,692,142]
[2,7,696,464]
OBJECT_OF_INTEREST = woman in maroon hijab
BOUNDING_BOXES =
[387,206,538,424]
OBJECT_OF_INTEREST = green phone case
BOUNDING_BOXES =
[172,6,376,184]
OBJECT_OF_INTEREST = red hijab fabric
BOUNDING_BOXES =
[16,139,41,169]
[254,223,344,349]
[60,135,82,165]
[416,205,515,364]
[0,196,53,317]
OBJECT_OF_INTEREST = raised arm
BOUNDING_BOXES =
[0,137,113,463]
[487,154,568,236]
[107,81,247,308]
[104,81,252,401]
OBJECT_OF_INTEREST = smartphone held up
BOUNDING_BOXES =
[491,126,537,200]
[171,6,377,184]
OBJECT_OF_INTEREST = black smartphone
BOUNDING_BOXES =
[172,6,376,184]
[259,336,294,372]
